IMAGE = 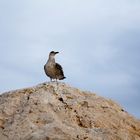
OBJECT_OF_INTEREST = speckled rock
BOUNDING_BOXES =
[0,82,140,140]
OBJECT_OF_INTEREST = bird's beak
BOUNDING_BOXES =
[55,52,59,54]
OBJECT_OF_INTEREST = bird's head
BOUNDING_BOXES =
[49,51,59,58]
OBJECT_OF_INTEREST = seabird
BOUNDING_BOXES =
[44,51,66,81]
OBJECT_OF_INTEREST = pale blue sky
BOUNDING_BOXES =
[0,0,140,118]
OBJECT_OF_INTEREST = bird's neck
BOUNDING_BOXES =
[48,56,55,63]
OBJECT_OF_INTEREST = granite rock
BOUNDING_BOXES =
[0,82,140,140]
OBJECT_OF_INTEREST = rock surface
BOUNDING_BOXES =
[0,82,140,140]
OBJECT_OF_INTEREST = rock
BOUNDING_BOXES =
[0,82,140,140]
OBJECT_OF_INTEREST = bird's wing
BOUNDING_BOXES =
[55,63,64,76]
[55,63,63,70]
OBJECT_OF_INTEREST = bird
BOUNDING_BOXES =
[44,51,66,81]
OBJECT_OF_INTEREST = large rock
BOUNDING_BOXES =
[0,82,140,140]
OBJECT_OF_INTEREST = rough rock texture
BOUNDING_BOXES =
[0,82,140,140]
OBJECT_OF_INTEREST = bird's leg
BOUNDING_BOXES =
[55,79,59,92]
[50,78,52,82]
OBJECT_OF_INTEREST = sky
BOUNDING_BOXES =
[0,0,140,118]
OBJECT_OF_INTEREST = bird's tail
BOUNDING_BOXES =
[59,76,66,80]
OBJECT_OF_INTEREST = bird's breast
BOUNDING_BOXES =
[44,63,56,78]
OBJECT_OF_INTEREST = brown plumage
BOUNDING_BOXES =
[44,51,66,81]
